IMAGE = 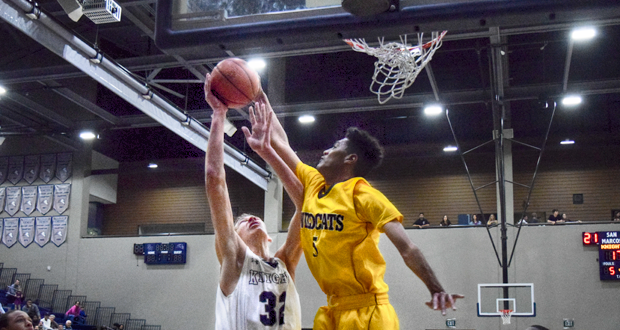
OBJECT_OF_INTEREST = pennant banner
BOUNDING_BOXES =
[0,157,8,185]
[0,187,5,214]
[56,153,73,182]
[35,217,51,247]
[23,155,41,184]
[8,156,24,185]
[0,220,3,244]
[19,217,35,247]
[5,187,21,216]
[2,218,19,248]
[21,186,37,216]
[37,185,54,215]
[40,154,57,183]
[51,216,68,247]
[53,184,71,214]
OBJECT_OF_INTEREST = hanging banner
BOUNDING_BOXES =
[37,185,54,215]
[35,216,51,247]
[19,217,35,247]
[53,184,71,214]
[5,187,21,216]
[8,156,24,185]
[2,218,19,248]
[39,154,57,183]
[21,186,37,216]
[0,157,8,185]
[0,187,5,214]
[23,155,41,184]
[51,216,68,247]
[56,153,73,182]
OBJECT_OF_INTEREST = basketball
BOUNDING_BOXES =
[210,58,262,109]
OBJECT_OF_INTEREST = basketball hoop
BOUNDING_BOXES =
[344,31,447,104]
[500,309,513,325]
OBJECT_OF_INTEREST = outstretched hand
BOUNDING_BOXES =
[425,292,465,315]
[203,73,228,114]
[241,102,273,156]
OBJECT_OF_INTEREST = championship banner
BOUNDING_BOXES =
[37,185,54,215]
[0,187,5,213]
[35,216,51,247]
[0,220,3,242]
[56,153,73,182]
[39,154,57,183]
[51,215,68,247]
[0,157,8,185]
[53,184,71,214]
[23,155,41,184]
[21,186,37,216]
[8,156,24,185]
[2,218,19,248]
[5,187,22,216]
[19,217,35,247]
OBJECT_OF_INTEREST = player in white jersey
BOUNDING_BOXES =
[204,73,303,330]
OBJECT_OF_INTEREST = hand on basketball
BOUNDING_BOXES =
[241,102,273,156]
[204,73,228,114]
[425,292,464,315]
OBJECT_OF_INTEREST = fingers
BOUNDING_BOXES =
[241,126,251,140]
[248,105,256,126]
[441,292,447,315]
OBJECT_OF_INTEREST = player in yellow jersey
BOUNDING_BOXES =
[249,95,463,330]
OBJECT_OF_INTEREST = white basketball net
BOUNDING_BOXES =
[345,31,447,104]
[500,309,513,325]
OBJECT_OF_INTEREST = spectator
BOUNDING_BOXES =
[112,323,123,330]
[439,215,451,227]
[5,280,21,309]
[12,292,23,311]
[487,214,498,226]
[518,215,529,226]
[40,313,52,330]
[21,300,40,325]
[1,310,34,330]
[547,209,563,224]
[65,302,84,324]
[613,211,620,222]
[55,323,64,330]
[48,315,58,330]
[413,212,431,228]
[530,213,539,223]
[469,214,481,226]
[64,320,72,330]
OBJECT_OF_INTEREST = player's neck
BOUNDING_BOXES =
[247,239,271,261]
[322,168,355,187]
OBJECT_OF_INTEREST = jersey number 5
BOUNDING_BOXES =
[260,291,286,326]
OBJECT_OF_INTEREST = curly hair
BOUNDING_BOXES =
[344,127,384,177]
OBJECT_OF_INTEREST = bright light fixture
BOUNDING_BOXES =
[298,115,315,124]
[0,86,6,94]
[148,163,158,168]
[562,95,582,106]
[571,27,596,41]
[560,139,575,145]
[424,105,443,116]
[443,145,458,152]
[247,58,266,71]
[79,131,96,140]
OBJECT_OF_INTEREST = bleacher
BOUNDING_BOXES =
[0,262,160,330]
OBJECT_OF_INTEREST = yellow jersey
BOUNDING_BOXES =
[296,162,403,297]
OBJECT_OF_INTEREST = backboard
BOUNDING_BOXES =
[477,283,536,317]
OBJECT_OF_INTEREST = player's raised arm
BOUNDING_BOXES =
[204,73,246,293]
[383,220,464,315]
[242,101,304,279]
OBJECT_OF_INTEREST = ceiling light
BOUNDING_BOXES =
[560,139,575,145]
[571,27,596,41]
[424,105,443,116]
[148,163,158,168]
[298,115,315,124]
[247,58,266,71]
[561,95,582,106]
[0,86,6,94]
[443,145,458,152]
[79,131,96,140]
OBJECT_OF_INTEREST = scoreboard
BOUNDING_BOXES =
[582,231,620,280]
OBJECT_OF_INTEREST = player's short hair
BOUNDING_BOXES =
[234,213,262,230]
[345,127,384,177]
[0,310,21,329]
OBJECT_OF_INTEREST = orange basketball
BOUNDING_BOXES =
[210,58,262,109]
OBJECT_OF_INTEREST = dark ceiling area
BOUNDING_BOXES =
[1,0,620,169]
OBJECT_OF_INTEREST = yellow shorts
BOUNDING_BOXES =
[313,293,399,330]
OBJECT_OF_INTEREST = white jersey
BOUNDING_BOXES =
[215,247,301,330]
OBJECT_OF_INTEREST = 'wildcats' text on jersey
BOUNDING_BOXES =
[301,212,344,231]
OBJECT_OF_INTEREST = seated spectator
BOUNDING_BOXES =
[487,214,498,226]
[64,320,72,330]
[439,215,451,227]
[40,313,52,330]
[518,215,529,226]
[1,310,35,330]
[413,212,430,228]
[613,211,620,222]
[22,299,41,325]
[547,209,563,224]
[530,212,539,223]
[112,323,124,330]
[49,315,58,330]
[65,302,85,324]
[469,214,481,226]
